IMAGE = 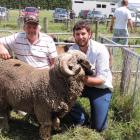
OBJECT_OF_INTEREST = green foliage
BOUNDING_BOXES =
[129,38,140,45]
[111,93,134,122]
[103,117,140,140]
[52,92,140,140]
[103,92,140,140]
[77,97,90,115]
[0,0,72,10]
[52,126,104,140]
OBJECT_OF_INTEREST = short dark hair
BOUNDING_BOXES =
[121,0,128,6]
[73,20,92,33]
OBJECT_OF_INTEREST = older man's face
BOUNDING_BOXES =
[24,23,40,41]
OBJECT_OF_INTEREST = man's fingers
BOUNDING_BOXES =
[0,54,11,59]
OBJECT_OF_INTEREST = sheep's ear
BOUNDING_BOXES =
[78,59,93,76]
[78,59,91,70]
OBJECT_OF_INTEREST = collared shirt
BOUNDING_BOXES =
[69,39,113,89]
[0,32,58,68]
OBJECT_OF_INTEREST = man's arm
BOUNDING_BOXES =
[49,58,55,67]
[128,19,134,32]
[83,76,104,87]
[110,16,115,33]
[0,43,11,59]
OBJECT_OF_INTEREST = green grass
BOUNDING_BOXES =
[0,10,70,33]
[1,92,140,140]
[52,126,104,140]
[1,9,140,41]
[39,10,69,33]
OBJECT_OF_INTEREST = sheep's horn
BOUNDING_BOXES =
[60,53,81,76]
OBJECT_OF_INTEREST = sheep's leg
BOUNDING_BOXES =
[34,105,52,140]
[39,122,52,140]
[0,110,9,132]
[52,102,69,131]
[0,100,10,132]
[53,116,61,131]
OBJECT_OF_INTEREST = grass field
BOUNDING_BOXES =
[1,9,140,45]
[1,10,140,42]
[0,10,112,35]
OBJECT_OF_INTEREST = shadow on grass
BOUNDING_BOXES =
[1,103,90,140]
[1,116,76,140]
[2,118,40,140]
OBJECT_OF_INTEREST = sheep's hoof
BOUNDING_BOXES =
[59,102,69,113]
[39,125,51,140]
[53,117,61,131]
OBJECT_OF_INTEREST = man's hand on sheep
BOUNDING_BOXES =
[0,44,11,60]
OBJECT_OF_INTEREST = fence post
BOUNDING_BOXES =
[66,19,69,31]
[106,19,111,29]
[0,17,1,24]
[44,17,48,33]
[95,20,99,41]
[120,49,131,94]
[132,58,140,108]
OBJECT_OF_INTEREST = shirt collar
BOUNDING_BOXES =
[25,32,41,45]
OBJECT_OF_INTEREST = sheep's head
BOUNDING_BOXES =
[55,50,93,76]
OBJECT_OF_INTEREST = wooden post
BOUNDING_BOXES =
[106,19,111,29]
[95,20,99,41]
[120,49,131,94]
[66,19,69,31]
[132,59,140,108]
[0,17,1,24]
[44,17,48,33]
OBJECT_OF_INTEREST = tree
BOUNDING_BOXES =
[0,0,72,10]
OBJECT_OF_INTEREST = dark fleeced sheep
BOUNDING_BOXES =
[0,50,92,140]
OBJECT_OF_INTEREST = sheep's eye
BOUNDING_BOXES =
[68,65,73,70]
[14,63,21,67]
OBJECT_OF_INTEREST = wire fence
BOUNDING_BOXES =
[99,36,140,106]
[0,30,13,37]
[1,31,140,106]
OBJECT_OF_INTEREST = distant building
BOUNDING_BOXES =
[128,0,140,10]
[71,0,118,17]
